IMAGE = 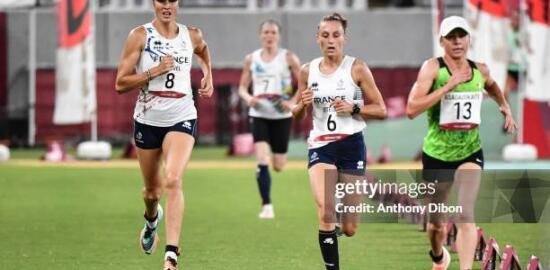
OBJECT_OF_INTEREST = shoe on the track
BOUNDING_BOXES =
[163,257,178,270]
[431,247,451,270]
[139,204,163,255]
[258,204,275,219]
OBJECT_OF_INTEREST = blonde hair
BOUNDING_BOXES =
[259,19,282,34]
[319,12,347,33]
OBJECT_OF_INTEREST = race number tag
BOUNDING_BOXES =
[439,92,482,130]
[254,75,277,96]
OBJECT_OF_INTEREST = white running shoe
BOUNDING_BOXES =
[258,204,275,219]
[139,204,163,255]
[431,247,451,270]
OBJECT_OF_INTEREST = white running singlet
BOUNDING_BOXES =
[249,49,293,119]
[133,23,196,127]
[307,56,366,149]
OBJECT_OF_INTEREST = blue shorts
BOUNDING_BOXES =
[308,132,366,172]
[133,119,197,149]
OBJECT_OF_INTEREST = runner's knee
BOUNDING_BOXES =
[143,186,162,202]
[164,172,182,191]
[342,223,357,237]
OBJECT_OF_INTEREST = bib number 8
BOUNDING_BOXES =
[165,73,175,89]
[327,114,336,131]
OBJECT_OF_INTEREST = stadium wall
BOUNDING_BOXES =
[5,8,432,143]
[6,9,433,75]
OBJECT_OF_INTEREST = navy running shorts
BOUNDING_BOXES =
[307,132,366,173]
[133,119,197,149]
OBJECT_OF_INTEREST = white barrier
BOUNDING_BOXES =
[0,145,10,162]
[502,143,538,161]
[77,141,112,160]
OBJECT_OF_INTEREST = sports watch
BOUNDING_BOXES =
[351,104,360,115]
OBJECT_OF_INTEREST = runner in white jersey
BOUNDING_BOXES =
[115,0,213,269]
[306,55,366,149]
[292,13,386,270]
[133,22,196,127]
[238,20,301,219]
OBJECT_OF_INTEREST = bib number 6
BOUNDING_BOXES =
[327,114,336,131]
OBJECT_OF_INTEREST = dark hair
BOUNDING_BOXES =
[319,12,348,33]
[259,19,282,33]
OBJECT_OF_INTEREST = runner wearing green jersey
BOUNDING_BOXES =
[406,16,516,270]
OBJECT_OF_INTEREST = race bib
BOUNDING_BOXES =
[254,75,278,96]
[439,92,482,130]
[148,71,192,98]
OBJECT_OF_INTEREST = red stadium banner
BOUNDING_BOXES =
[526,0,550,25]
[54,0,96,125]
[469,0,509,17]
[466,0,509,89]
[523,99,550,157]
[523,0,550,157]
[57,0,91,48]
[524,0,550,101]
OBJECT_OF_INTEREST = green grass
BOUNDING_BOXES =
[7,146,228,160]
[0,163,547,270]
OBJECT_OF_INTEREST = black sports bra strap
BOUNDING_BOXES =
[437,57,446,68]
[467,59,477,69]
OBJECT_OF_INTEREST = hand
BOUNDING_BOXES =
[330,98,353,114]
[156,55,175,75]
[500,105,517,134]
[246,97,258,107]
[198,76,213,98]
[447,69,471,90]
[301,88,313,106]
[279,100,293,112]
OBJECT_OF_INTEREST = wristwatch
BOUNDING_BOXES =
[351,104,360,115]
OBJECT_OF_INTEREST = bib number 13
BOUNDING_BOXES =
[439,91,482,130]
[327,114,336,131]
[453,101,472,120]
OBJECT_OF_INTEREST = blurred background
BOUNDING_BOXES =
[0,0,548,162]
[0,2,548,269]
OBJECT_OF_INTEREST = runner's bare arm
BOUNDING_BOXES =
[115,27,174,94]
[406,58,463,119]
